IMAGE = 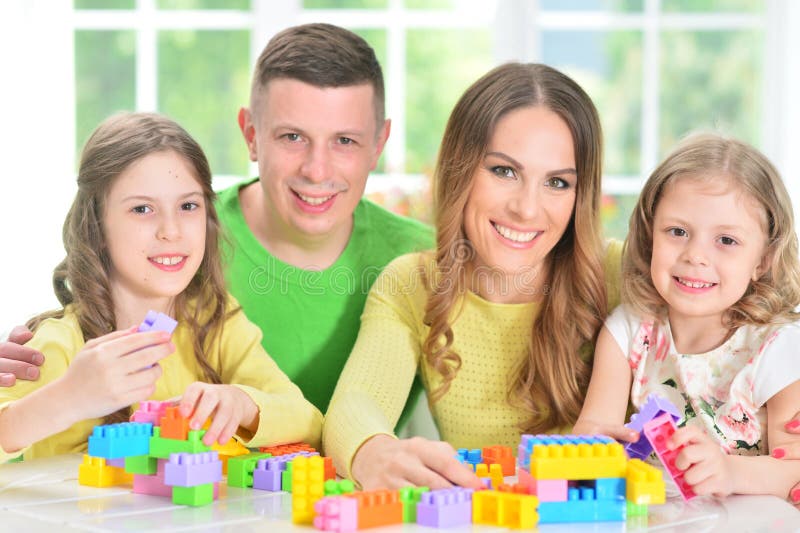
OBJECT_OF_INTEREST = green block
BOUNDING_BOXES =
[626,500,649,517]
[226,452,271,488]
[125,454,157,475]
[400,486,429,523]
[282,462,293,493]
[324,478,355,496]
[149,427,210,459]
[172,483,214,506]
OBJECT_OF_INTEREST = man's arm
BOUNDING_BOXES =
[0,326,44,386]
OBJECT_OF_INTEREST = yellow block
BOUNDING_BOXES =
[528,442,627,480]
[473,490,539,529]
[626,459,665,504]
[291,455,325,524]
[78,455,133,487]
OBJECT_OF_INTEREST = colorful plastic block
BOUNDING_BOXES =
[475,463,504,489]
[211,437,249,474]
[159,406,190,440]
[291,455,326,524]
[259,442,316,456]
[148,427,210,459]
[125,454,158,475]
[324,479,356,497]
[482,445,516,476]
[642,413,696,501]
[87,422,153,459]
[347,490,404,529]
[627,500,649,517]
[537,486,625,523]
[274,451,319,492]
[138,310,178,334]
[399,486,429,522]
[313,495,358,532]
[227,452,272,488]
[456,448,482,469]
[416,487,473,528]
[517,468,566,501]
[131,399,178,425]
[625,394,681,460]
[473,490,539,529]
[527,435,627,480]
[253,457,286,492]
[164,451,222,487]
[626,458,665,504]
[592,477,626,500]
[172,482,214,506]
[78,455,133,487]
[132,459,170,497]
[105,457,125,468]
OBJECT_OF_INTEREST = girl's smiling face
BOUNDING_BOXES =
[103,150,207,311]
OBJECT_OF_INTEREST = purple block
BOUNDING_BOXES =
[624,394,681,460]
[138,311,178,335]
[416,487,474,528]
[164,452,222,487]
[253,458,286,491]
[106,457,126,468]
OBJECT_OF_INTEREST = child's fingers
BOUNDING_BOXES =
[179,383,204,418]
[123,364,162,395]
[680,459,714,488]
[668,425,705,450]
[120,342,174,374]
[187,387,217,431]
[83,326,138,349]
[772,443,800,460]
[673,443,708,471]
[202,413,230,447]
[216,419,239,447]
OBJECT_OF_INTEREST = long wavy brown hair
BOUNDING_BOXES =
[422,63,607,433]
[624,132,800,326]
[27,112,228,425]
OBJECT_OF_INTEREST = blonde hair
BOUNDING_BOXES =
[624,132,800,326]
[423,63,607,433]
[27,112,230,424]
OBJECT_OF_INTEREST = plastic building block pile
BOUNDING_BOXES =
[76,312,685,526]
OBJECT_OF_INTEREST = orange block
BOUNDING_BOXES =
[258,442,316,456]
[348,490,403,529]
[159,406,190,440]
[323,456,336,481]
[482,445,515,476]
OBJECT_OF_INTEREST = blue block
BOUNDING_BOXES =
[88,422,153,459]
[538,499,626,523]
[456,448,482,468]
[592,478,626,500]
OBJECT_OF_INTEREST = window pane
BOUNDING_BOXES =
[406,29,493,174]
[602,194,637,240]
[158,30,250,177]
[542,30,643,176]
[304,0,387,8]
[157,0,250,8]
[659,30,763,157]
[662,0,764,13]
[404,0,455,8]
[540,0,643,12]
[74,0,135,9]
[75,30,136,160]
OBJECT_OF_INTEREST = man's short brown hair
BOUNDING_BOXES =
[251,23,385,126]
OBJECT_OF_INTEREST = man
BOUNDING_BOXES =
[1,23,432,425]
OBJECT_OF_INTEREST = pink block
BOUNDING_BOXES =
[313,496,358,532]
[643,413,697,501]
[131,400,178,425]
[517,468,566,501]
[133,459,171,497]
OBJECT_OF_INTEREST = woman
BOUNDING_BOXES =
[322,62,622,489]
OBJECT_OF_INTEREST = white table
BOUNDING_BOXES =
[1,454,798,532]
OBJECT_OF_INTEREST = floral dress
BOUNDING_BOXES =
[605,305,800,455]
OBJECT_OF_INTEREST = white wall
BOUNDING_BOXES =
[0,1,75,332]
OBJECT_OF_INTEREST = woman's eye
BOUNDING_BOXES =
[491,166,516,179]
[545,177,569,189]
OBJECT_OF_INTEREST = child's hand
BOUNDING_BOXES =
[573,419,639,442]
[61,328,174,421]
[178,383,258,446]
[670,425,734,497]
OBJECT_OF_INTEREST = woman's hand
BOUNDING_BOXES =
[60,328,174,422]
[179,383,258,446]
[670,425,734,498]
[573,419,639,442]
[351,434,485,491]
[0,326,44,386]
